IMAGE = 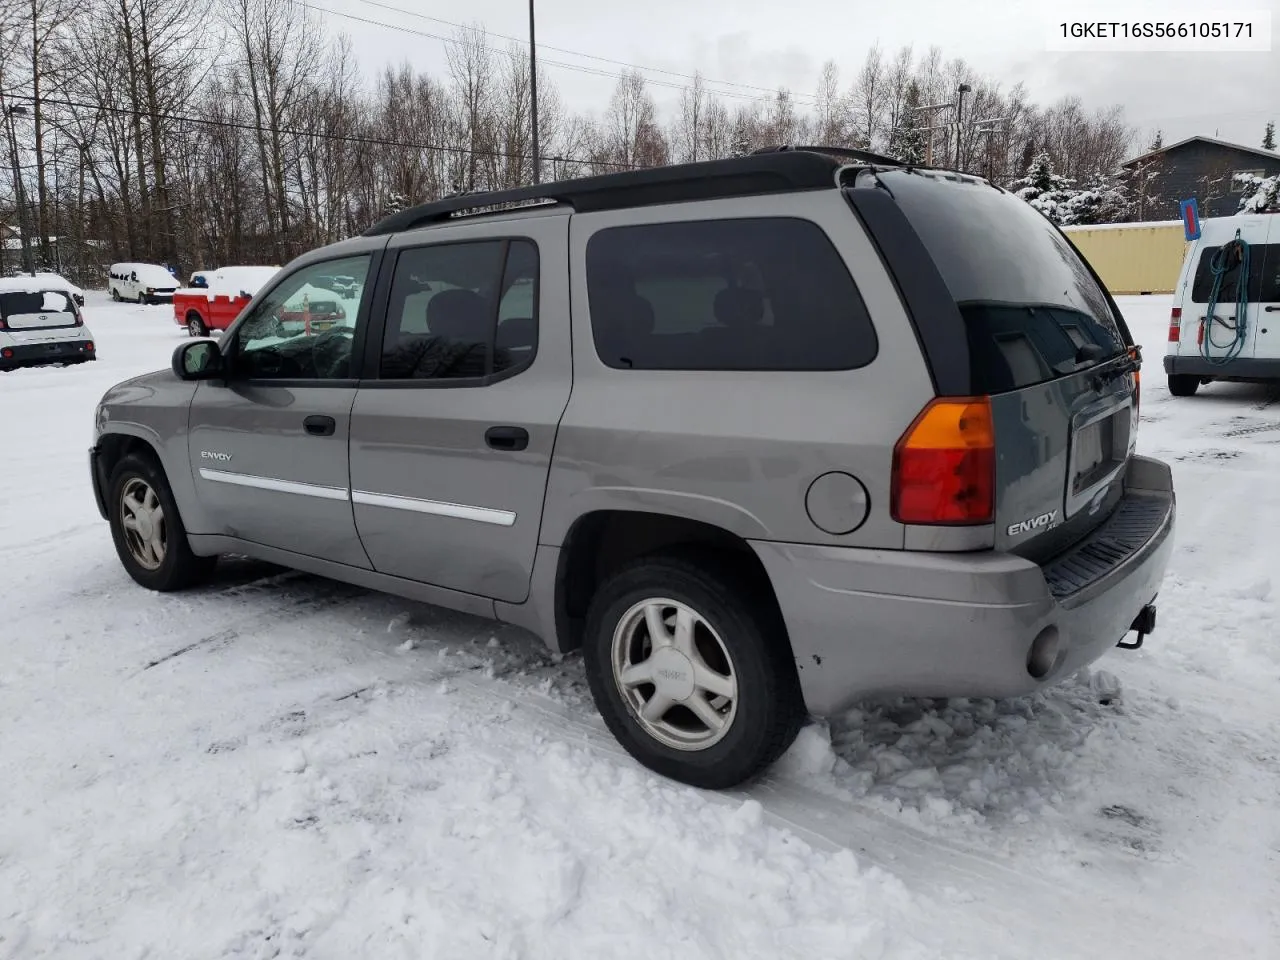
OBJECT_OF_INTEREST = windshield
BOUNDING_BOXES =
[874,169,1127,393]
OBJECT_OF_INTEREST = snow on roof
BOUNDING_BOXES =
[1062,219,1184,232]
[0,274,79,295]
[177,266,281,300]
[1123,135,1280,168]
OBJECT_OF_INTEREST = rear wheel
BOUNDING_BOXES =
[187,315,208,337]
[582,552,804,789]
[107,453,216,591]
[1167,373,1200,397]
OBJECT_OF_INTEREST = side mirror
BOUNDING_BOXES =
[172,340,224,381]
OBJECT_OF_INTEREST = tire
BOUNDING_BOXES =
[187,315,208,337]
[111,287,120,301]
[107,452,216,591]
[1168,373,1200,397]
[582,551,805,790]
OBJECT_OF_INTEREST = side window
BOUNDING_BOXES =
[380,238,538,381]
[233,254,372,381]
[585,218,878,371]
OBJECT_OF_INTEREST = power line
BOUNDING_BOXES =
[6,92,639,170]
[293,0,807,105]
[352,0,817,103]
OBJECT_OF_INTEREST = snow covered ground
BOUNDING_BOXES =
[1,294,1278,959]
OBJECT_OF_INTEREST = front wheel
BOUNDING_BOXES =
[582,552,805,790]
[111,287,121,302]
[1168,373,1200,397]
[107,453,216,591]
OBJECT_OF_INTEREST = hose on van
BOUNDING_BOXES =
[1200,230,1251,365]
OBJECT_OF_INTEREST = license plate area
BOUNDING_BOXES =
[1066,404,1131,516]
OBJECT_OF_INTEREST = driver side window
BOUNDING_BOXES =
[234,254,373,381]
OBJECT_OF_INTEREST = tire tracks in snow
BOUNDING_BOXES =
[381,661,1249,960]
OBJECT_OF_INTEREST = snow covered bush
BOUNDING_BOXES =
[1061,171,1129,225]
[1236,172,1280,213]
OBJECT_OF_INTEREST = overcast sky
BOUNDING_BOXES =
[318,0,1279,157]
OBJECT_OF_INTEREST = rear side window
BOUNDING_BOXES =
[1190,243,1280,303]
[380,239,539,381]
[585,218,878,371]
[876,171,1127,394]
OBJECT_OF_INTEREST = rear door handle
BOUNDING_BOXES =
[485,426,529,451]
[303,415,336,437]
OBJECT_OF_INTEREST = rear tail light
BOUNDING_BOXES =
[1167,307,1181,342]
[891,397,995,525]
[0,318,7,330]
[1,347,13,359]
[84,341,94,351]
[1129,345,1141,413]
[1197,318,1205,346]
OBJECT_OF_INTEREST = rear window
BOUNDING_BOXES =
[875,170,1127,394]
[585,217,878,371]
[0,290,74,318]
[1190,243,1280,303]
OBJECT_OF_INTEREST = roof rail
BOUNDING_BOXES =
[750,144,906,167]
[362,151,846,237]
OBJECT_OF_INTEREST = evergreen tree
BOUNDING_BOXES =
[887,81,928,165]
[1237,172,1280,212]
[1009,152,1077,224]
[1263,121,1276,151]
[1149,129,1163,151]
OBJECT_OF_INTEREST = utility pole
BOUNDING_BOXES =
[955,83,971,172]
[970,117,1007,182]
[529,0,540,185]
[911,101,955,166]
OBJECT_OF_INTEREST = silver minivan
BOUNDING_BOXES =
[89,149,1175,788]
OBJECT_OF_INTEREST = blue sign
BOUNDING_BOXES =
[1179,197,1201,241]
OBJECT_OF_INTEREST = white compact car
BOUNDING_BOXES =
[1164,212,1280,396]
[0,280,97,371]
[108,262,179,304]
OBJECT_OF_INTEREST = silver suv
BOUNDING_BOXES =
[89,148,1175,789]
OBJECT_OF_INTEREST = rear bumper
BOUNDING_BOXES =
[0,339,96,369]
[752,455,1176,717]
[1164,354,1280,381]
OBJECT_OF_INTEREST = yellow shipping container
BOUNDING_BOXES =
[1062,221,1189,296]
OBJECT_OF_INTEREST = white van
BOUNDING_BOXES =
[108,262,179,304]
[1165,213,1280,396]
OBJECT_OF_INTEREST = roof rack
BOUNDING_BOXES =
[750,143,906,167]
[363,150,851,237]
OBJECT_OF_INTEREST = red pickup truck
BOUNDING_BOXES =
[173,266,280,337]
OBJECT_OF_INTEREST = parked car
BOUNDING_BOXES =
[7,270,86,306]
[89,149,1175,789]
[312,273,359,298]
[0,278,96,370]
[173,266,282,337]
[108,262,179,304]
[1164,211,1280,396]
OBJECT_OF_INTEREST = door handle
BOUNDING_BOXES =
[303,415,336,437]
[485,425,529,451]
[1265,305,1280,312]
